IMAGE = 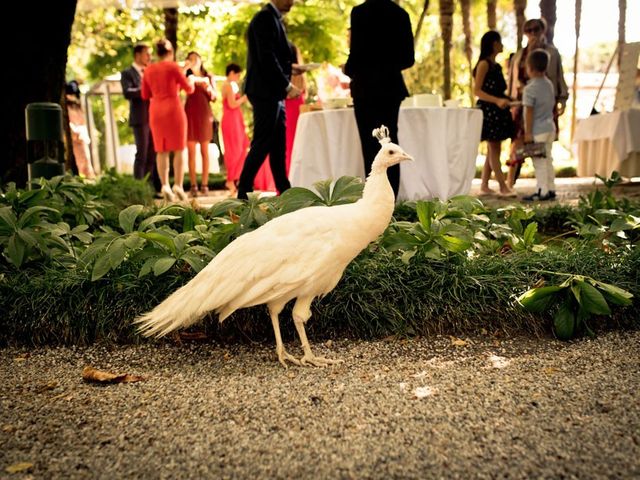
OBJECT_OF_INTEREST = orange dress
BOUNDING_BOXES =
[141,61,194,152]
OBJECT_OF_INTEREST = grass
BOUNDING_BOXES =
[2,243,637,347]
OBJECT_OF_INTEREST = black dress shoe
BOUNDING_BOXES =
[523,189,553,202]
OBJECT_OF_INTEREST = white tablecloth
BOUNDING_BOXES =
[574,109,640,177]
[289,107,483,201]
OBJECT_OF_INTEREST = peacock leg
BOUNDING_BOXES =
[268,303,300,367]
[292,297,343,367]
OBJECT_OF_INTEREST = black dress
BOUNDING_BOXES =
[476,61,514,141]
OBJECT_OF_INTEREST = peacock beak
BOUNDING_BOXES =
[398,152,414,162]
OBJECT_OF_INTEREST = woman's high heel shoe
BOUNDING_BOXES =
[161,185,176,202]
[172,185,188,201]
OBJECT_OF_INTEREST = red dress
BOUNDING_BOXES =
[221,87,275,191]
[141,61,194,152]
[285,95,305,177]
[185,76,214,143]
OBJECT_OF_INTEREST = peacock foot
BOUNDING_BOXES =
[299,353,343,368]
[276,347,302,368]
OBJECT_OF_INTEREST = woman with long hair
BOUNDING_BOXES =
[473,30,515,197]
[141,39,195,202]
[184,51,216,197]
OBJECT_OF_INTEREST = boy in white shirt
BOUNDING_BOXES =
[522,49,557,201]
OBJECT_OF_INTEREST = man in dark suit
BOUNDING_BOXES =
[121,43,160,191]
[237,0,301,200]
[345,0,415,197]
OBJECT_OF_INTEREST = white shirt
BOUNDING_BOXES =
[132,62,144,77]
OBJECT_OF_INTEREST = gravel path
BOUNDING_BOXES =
[1,330,639,479]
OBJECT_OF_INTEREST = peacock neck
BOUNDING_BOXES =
[361,168,395,218]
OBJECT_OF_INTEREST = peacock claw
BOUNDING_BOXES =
[277,348,302,367]
[299,354,343,367]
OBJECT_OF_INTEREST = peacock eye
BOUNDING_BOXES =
[389,150,395,155]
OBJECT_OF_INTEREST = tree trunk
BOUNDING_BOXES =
[514,0,527,50]
[3,1,77,186]
[164,8,179,55]
[487,0,497,30]
[414,0,430,47]
[539,0,557,44]
[570,0,582,140]
[439,0,455,100]
[460,0,474,105]
[618,0,626,69]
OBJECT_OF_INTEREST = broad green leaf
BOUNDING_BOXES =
[153,257,176,276]
[523,222,538,246]
[554,301,576,340]
[382,232,421,251]
[208,199,245,217]
[7,234,25,267]
[312,179,332,202]
[92,254,112,281]
[16,229,38,247]
[186,245,215,259]
[124,234,145,250]
[416,201,435,229]
[591,280,633,306]
[0,207,17,229]
[173,232,194,253]
[73,232,93,244]
[108,238,128,268]
[181,252,206,272]
[517,286,563,312]
[401,249,417,265]
[118,205,144,233]
[139,214,180,231]
[138,231,176,254]
[18,206,59,228]
[576,281,611,315]
[609,217,635,233]
[329,176,364,204]
[139,257,157,277]
[422,244,441,259]
[439,234,472,253]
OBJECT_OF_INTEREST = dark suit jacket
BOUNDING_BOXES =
[344,0,415,101]
[243,3,292,101]
[121,66,149,126]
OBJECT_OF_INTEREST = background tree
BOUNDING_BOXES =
[3,1,78,186]
[164,7,179,52]
[539,0,556,44]
[414,0,431,47]
[487,0,497,29]
[460,0,474,104]
[439,0,455,99]
[514,0,526,49]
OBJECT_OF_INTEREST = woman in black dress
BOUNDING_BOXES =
[473,31,515,196]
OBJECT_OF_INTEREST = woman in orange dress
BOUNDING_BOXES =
[184,51,216,197]
[141,39,195,202]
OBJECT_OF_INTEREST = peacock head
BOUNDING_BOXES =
[371,125,414,169]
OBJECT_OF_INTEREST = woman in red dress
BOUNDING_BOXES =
[221,64,275,195]
[184,51,216,197]
[141,39,195,202]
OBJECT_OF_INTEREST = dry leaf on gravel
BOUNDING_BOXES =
[450,336,469,347]
[82,366,145,384]
[178,331,208,341]
[5,462,34,473]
